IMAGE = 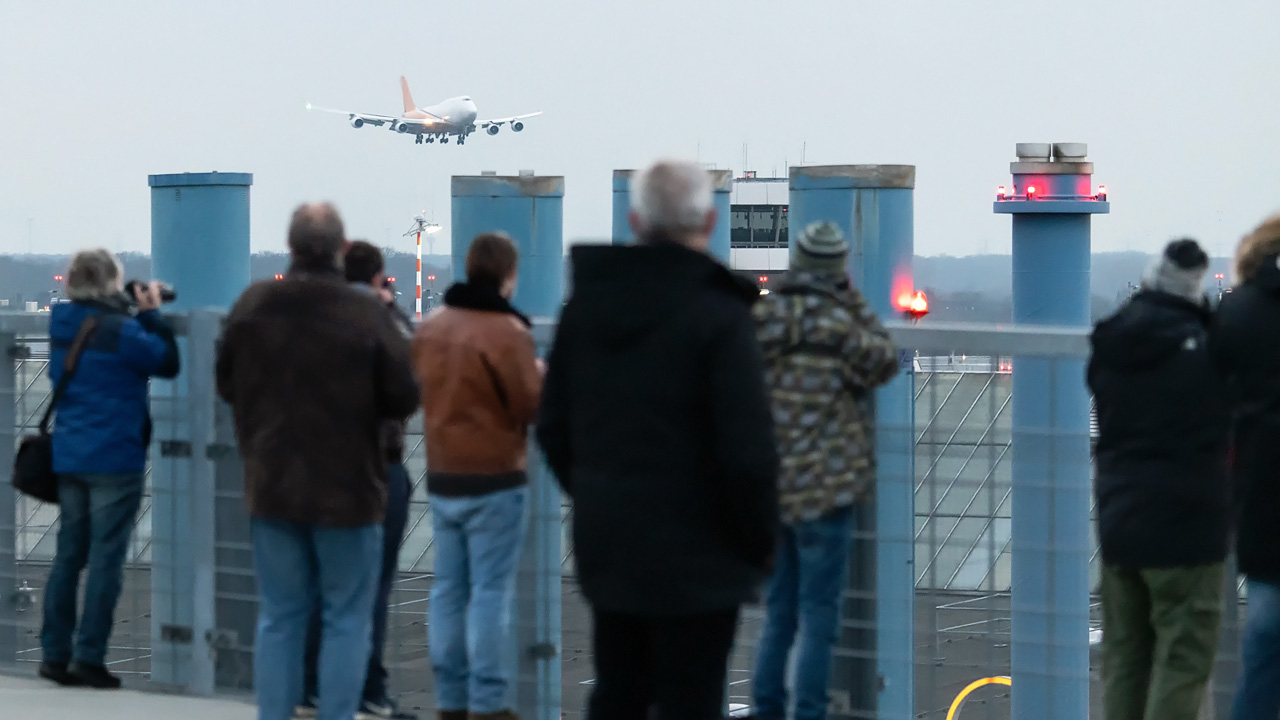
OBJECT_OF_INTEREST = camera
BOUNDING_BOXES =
[125,280,177,305]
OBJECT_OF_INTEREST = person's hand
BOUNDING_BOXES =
[133,281,163,312]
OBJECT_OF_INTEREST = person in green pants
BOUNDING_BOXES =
[1088,238,1230,720]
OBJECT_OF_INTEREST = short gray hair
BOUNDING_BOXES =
[287,202,346,268]
[66,248,123,301]
[630,160,713,236]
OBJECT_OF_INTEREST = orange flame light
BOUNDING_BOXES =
[897,290,929,320]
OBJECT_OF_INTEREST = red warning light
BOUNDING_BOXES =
[897,290,929,321]
[387,276,396,282]
[274,274,284,280]
[427,275,436,282]
[758,275,769,283]
[1097,185,1108,201]
[1026,185,1038,199]
[997,186,1007,200]
[53,275,64,282]
[1215,273,1225,280]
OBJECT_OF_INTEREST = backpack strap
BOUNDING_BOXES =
[39,315,100,434]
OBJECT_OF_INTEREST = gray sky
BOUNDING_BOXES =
[3,0,1277,259]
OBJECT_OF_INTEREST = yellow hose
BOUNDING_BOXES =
[945,676,1012,720]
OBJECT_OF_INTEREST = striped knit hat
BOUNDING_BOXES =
[792,221,849,273]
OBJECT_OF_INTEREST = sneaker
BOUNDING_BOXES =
[67,662,121,690]
[38,661,80,686]
[357,698,419,720]
[293,697,318,719]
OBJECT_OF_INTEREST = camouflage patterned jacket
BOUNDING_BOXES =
[753,272,899,523]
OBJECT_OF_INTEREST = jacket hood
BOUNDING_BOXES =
[568,243,759,350]
[1235,214,1280,284]
[1244,251,1280,296]
[1091,291,1210,371]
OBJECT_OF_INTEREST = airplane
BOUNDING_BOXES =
[306,76,542,146]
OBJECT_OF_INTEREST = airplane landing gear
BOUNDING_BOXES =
[415,136,423,145]
[441,137,449,144]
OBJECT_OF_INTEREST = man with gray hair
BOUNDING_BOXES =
[217,203,419,720]
[537,160,779,719]
[39,249,177,690]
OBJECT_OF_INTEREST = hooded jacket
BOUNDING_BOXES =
[536,242,780,616]
[1216,222,1280,581]
[49,298,180,475]
[1088,290,1229,569]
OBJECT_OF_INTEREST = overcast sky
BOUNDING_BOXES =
[2,0,1277,259]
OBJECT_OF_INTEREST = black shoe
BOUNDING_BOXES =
[38,661,80,686]
[357,697,419,720]
[67,662,121,689]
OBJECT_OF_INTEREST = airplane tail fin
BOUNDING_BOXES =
[400,76,417,113]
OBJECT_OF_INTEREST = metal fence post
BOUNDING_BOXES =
[515,322,562,720]
[186,310,220,695]
[0,332,18,669]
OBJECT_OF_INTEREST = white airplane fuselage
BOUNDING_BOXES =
[396,97,478,138]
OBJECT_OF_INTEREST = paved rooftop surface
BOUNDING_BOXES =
[0,673,254,720]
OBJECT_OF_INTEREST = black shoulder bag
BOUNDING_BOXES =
[12,316,99,504]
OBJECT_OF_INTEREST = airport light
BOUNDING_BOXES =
[1096,185,1108,201]
[404,215,443,320]
[997,186,1007,200]
[897,290,929,322]
[1026,185,1038,200]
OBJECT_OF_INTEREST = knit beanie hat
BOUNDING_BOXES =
[792,221,849,273]
[1142,238,1209,302]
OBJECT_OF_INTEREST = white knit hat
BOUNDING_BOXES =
[1142,238,1209,302]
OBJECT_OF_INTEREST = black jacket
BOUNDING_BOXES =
[536,243,780,616]
[1088,290,1230,569]
[1217,255,1280,582]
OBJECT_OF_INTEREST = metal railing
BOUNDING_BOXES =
[0,313,1242,720]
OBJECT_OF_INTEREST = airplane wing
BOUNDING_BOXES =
[305,104,442,129]
[478,111,543,129]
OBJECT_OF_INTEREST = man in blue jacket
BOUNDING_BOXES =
[40,248,179,689]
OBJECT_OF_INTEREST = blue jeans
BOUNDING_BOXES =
[1232,578,1280,720]
[252,518,382,720]
[753,506,855,720]
[429,486,528,714]
[304,462,412,703]
[41,474,143,666]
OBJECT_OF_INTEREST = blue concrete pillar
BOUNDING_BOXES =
[452,175,564,318]
[994,143,1108,720]
[789,165,916,720]
[452,174,564,720]
[149,172,253,312]
[146,171,252,693]
[708,169,732,264]
[612,170,634,246]
[610,168,732,265]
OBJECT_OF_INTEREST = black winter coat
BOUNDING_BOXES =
[536,243,780,616]
[1088,290,1230,569]
[1217,257,1280,582]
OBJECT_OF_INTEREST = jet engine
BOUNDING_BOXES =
[394,122,409,133]
[487,125,500,136]
[512,122,525,132]
[350,117,365,129]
